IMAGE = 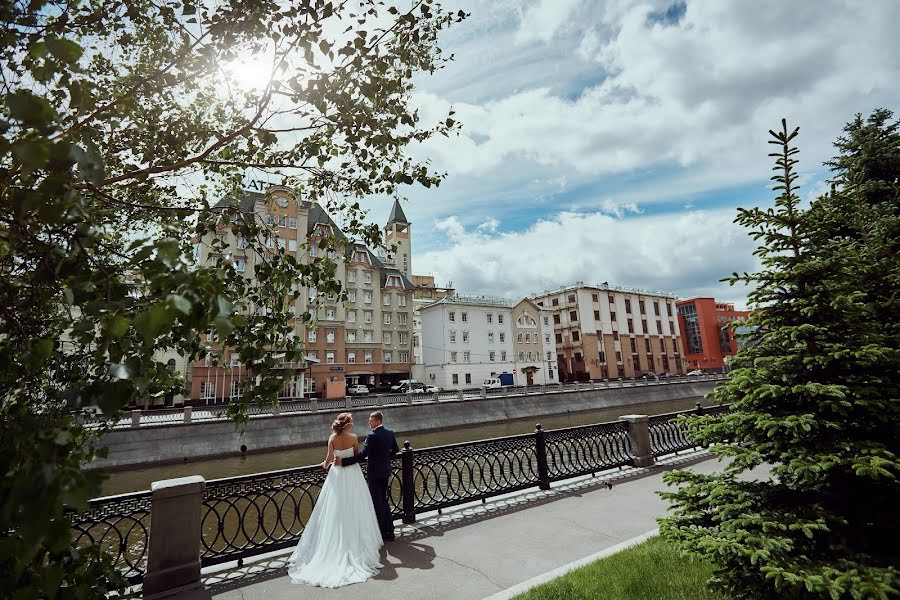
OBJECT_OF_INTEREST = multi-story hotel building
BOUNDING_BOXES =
[190,188,414,402]
[676,297,750,372]
[532,283,684,381]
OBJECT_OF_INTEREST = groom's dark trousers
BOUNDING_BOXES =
[340,425,400,540]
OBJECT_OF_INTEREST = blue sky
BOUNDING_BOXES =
[361,0,899,308]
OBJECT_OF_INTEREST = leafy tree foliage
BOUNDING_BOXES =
[0,0,464,596]
[660,112,900,599]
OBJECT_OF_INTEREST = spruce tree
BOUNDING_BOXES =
[659,113,900,599]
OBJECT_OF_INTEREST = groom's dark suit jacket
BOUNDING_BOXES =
[341,425,399,480]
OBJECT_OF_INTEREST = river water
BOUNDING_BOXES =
[100,396,708,496]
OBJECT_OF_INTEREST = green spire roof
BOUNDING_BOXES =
[387,199,409,224]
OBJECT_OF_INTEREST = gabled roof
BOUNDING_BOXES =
[307,203,347,240]
[380,268,414,290]
[387,199,409,225]
[345,243,384,267]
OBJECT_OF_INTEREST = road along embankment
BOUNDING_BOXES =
[90,380,720,470]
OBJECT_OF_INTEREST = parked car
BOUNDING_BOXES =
[482,378,503,389]
[347,384,369,396]
[641,372,659,380]
[687,369,704,376]
[397,382,438,394]
[390,379,417,392]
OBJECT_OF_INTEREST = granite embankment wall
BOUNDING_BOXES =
[91,381,719,470]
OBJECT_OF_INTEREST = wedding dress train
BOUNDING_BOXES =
[287,447,384,587]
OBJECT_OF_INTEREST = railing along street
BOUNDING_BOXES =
[82,373,730,429]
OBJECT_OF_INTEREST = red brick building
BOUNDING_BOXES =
[676,298,750,372]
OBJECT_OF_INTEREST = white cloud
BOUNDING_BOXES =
[416,206,758,308]
[599,198,642,218]
[515,0,583,44]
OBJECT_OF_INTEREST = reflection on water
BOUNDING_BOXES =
[100,396,708,495]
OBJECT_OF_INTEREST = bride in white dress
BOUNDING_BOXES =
[287,412,384,588]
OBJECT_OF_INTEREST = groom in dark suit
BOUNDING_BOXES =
[335,411,400,541]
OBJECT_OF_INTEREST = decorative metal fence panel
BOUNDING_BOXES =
[545,420,632,481]
[69,490,152,583]
[200,465,329,567]
[648,404,733,457]
[408,433,539,515]
[648,411,695,456]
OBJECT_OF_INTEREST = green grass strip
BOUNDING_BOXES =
[512,536,726,600]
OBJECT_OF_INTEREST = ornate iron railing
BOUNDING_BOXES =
[80,402,734,582]
[69,490,152,583]
[648,403,733,457]
[407,433,539,515]
[545,420,632,481]
[200,464,328,567]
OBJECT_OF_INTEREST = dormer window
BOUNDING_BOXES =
[353,250,370,264]
[386,275,402,288]
[314,223,332,237]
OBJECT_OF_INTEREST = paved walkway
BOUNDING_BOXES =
[206,451,751,600]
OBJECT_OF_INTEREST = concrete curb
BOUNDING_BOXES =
[480,528,660,600]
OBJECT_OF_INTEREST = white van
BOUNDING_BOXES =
[391,379,417,392]
[482,378,502,389]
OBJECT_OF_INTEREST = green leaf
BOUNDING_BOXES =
[213,315,233,338]
[6,90,55,128]
[133,305,174,342]
[169,294,192,315]
[107,316,129,339]
[216,295,233,317]
[45,36,84,64]
[12,138,51,173]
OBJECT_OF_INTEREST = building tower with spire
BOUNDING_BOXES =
[385,199,411,278]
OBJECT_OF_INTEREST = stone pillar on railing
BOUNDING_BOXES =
[142,475,209,599]
[502,387,509,397]
[310,398,318,412]
[183,406,192,424]
[273,402,281,415]
[401,441,416,524]
[432,391,439,403]
[131,410,141,428]
[457,390,464,401]
[405,393,413,406]
[541,384,546,394]
[535,424,550,490]
[558,382,563,392]
[345,396,352,409]
[480,388,487,399]
[604,379,609,388]
[618,414,654,467]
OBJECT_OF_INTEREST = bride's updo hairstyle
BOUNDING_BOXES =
[332,412,353,434]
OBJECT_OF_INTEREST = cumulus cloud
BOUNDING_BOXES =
[416,207,759,308]
[599,198,642,218]
[515,0,583,44]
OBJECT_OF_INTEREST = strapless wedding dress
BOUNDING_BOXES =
[287,447,383,587]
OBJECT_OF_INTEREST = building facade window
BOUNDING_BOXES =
[451,352,457,363]
[465,373,472,384]
[307,328,317,343]
[347,330,357,343]
[347,310,356,323]
[462,330,469,342]
[489,351,496,361]
[363,291,373,303]
[348,270,356,283]
[463,352,470,363]
[348,351,356,364]
[364,351,373,364]
[488,331,495,343]
[326,329,335,343]
[449,330,456,343]
[326,351,335,364]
